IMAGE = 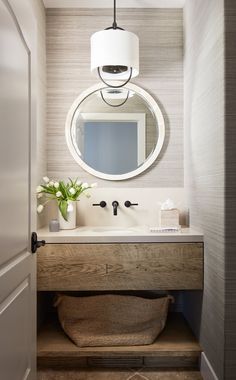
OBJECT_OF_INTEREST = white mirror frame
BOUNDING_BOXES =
[65,82,165,181]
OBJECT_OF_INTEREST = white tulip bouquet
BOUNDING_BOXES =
[37,177,97,221]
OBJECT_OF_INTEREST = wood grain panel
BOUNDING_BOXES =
[37,243,203,290]
[46,8,183,187]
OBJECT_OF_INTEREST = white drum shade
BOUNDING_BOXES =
[91,29,139,80]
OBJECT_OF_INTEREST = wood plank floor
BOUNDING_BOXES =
[37,368,203,380]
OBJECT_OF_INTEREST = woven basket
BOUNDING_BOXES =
[55,294,173,347]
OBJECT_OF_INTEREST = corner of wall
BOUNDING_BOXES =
[201,353,219,380]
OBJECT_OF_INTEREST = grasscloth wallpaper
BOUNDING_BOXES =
[184,0,225,379]
[46,8,183,187]
[225,1,236,378]
[33,0,47,184]
[31,0,47,229]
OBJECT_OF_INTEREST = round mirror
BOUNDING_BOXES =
[65,83,165,180]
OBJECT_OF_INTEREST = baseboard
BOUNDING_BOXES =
[201,352,219,380]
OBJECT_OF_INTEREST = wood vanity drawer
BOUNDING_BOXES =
[37,243,203,291]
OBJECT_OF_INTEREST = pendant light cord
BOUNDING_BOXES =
[105,0,123,30]
[112,0,117,29]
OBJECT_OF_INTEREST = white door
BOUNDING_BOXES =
[0,1,36,379]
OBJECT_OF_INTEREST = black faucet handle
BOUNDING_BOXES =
[112,201,119,206]
[124,200,139,208]
[112,201,119,216]
[92,201,107,208]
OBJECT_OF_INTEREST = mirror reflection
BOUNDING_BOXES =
[66,83,165,180]
[74,113,146,175]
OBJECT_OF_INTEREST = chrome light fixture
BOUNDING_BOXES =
[91,0,139,88]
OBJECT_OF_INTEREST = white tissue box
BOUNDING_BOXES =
[160,208,180,228]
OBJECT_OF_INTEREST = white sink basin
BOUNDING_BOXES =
[89,227,136,234]
[78,226,144,234]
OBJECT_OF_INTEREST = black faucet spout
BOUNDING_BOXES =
[112,201,119,216]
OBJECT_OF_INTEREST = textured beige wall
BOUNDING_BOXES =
[31,0,47,182]
[46,8,183,187]
[31,0,47,227]
[183,0,225,379]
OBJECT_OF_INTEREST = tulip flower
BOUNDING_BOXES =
[37,205,44,213]
[69,187,76,195]
[43,176,50,183]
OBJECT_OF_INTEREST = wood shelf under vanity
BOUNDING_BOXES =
[37,313,201,369]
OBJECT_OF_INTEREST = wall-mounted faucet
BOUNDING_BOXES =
[93,200,138,215]
[112,201,119,216]
[92,201,107,208]
[124,200,138,208]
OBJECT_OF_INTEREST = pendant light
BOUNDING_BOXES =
[91,0,139,88]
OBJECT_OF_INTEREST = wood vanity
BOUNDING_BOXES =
[37,228,203,370]
[37,243,203,291]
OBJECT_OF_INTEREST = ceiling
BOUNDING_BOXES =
[43,0,185,8]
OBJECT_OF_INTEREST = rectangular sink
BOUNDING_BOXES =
[77,226,144,234]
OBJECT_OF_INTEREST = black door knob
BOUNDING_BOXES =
[31,232,46,254]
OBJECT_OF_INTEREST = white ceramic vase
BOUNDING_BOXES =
[58,201,76,230]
